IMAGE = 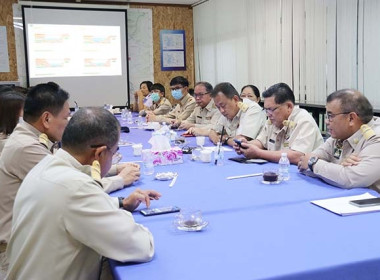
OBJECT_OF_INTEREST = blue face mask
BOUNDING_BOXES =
[151,92,160,103]
[171,89,183,100]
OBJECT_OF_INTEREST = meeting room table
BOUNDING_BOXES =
[108,116,380,280]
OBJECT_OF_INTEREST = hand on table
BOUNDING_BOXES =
[117,163,141,186]
[122,189,162,212]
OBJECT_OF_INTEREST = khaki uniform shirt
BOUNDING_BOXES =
[213,100,266,139]
[6,149,154,280]
[155,94,196,122]
[0,122,123,244]
[181,99,221,130]
[312,117,380,192]
[151,97,172,115]
[0,133,7,156]
[256,106,323,153]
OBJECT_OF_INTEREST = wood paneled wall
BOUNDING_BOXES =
[131,4,194,105]
[0,0,18,81]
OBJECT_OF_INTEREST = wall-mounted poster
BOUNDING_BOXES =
[160,29,186,71]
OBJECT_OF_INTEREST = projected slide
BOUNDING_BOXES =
[28,24,122,78]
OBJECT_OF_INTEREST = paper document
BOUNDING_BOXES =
[311,192,380,216]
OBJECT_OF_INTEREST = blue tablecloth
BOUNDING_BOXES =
[109,125,380,280]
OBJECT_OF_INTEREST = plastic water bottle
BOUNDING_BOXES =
[127,110,133,124]
[278,152,290,181]
[161,122,170,139]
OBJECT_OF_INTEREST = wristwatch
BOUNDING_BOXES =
[223,136,231,145]
[308,156,319,172]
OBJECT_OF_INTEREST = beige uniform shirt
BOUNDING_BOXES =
[151,97,172,115]
[181,99,221,130]
[6,149,154,280]
[155,94,196,122]
[0,133,7,156]
[0,122,123,244]
[311,117,380,192]
[213,100,266,139]
[256,106,323,153]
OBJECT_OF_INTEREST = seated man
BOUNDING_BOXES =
[209,82,266,146]
[6,108,161,279]
[0,83,139,258]
[146,76,196,124]
[179,81,221,136]
[141,83,172,116]
[298,89,380,192]
[234,83,323,164]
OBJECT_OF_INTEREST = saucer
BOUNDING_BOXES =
[176,220,209,232]
[261,180,281,185]
[155,172,177,181]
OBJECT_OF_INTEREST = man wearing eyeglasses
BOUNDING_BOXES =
[0,83,140,276]
[178,82,221,135]
[234,83,323,163]
[6,108,161,279]
[298,89,380,192]
[146,76,196,125]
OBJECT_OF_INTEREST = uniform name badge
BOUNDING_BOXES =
[283,141,289,148]
[333,147,342,159]
[268,138,275,150]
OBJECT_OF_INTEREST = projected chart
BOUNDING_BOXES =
[28,24,122,78]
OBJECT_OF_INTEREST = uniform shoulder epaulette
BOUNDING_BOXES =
[282,120,296,128]
[360,124,375,140]
[39,133,49,148]
[91,160,102,182]
[237,102,249,112]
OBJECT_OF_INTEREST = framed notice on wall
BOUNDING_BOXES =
[160,30,186,71]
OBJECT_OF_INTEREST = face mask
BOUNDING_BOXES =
[171,89,183,100]
[151,92,160,103]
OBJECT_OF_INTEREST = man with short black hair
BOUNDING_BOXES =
[298,89,380,191]
[146,76,196,124]
[0,83,139,274]
[6,108,160,279]
[209,82,266,146]
[234,83,323,164]
[179,81,221,135]
[143,83,172,116]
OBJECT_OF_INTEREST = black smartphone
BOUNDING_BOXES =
[349,197,380,207]
[140,206,181,216]
[233,139,246,149]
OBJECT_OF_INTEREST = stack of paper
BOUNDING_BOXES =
[311,192,380,216]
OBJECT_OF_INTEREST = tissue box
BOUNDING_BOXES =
[151,147,183,166]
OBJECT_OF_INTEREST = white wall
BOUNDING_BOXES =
[194,0,380,109]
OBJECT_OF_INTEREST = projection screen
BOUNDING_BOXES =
[22,6,129,107]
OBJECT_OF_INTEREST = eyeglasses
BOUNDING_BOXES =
[170,86,184,91]
[325,112,351,122]
[194,92,209,99]
[90,144,122,164]
[264,105,282,114]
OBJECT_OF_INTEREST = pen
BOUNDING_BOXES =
[226,173,263,180]
[215,126,225,165]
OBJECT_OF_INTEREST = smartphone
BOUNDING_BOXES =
[233,139,246,149]
[349,197,380,207]
[140,206,180,216]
